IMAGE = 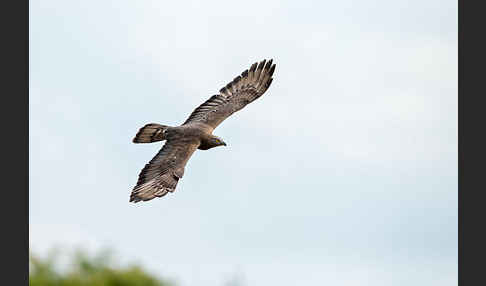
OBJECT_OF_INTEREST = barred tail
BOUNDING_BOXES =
[132,123,170,143]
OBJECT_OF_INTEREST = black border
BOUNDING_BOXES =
[458,0,462,283]
[2,0,29,284]
[459,0,484,284]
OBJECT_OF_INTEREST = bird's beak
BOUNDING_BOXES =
[221,141,227,146]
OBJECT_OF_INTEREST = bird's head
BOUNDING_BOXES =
[209,136,227,147]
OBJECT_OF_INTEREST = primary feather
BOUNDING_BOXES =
[183,59,275,129]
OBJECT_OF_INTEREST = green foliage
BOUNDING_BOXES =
[29,248,173,286]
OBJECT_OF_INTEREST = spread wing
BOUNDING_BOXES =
[130,138,199,203]
[182,59,276,129]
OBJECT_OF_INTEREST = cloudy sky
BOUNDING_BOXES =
[30,0,457,285]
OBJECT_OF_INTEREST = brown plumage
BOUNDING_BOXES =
[130,59,276,203]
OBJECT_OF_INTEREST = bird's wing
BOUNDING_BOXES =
[130,138,199,203]
[182,59,276,129]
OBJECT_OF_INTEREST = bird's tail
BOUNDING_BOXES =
[132,123,170,143]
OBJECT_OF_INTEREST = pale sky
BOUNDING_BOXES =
[29,0,457,285]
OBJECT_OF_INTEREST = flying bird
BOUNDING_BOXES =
[130,59,276,203]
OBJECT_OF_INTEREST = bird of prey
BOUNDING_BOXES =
[130,59,276,203]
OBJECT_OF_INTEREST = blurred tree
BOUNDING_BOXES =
[29,248,174,286]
